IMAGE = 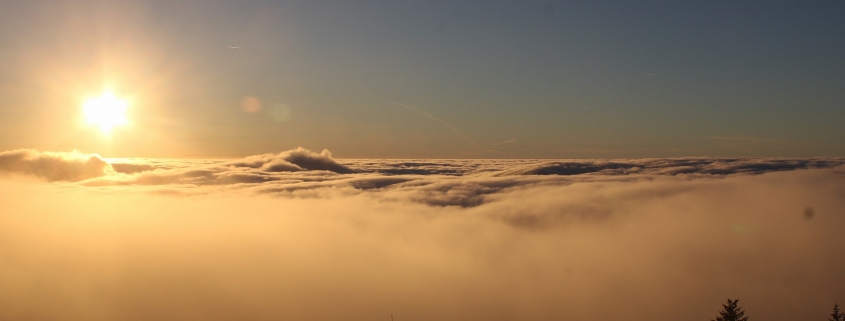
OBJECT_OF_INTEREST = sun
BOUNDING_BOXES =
[83,91,128,134]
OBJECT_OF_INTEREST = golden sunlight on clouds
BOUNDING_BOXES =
[83,91,129,134]
[1,149,845,320]
[1,166,844,321]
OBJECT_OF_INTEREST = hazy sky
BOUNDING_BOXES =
[1,0,843,158]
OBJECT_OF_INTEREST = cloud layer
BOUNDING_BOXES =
[0,149,112,181]
[3,148,843,186]
[1,148,844,321]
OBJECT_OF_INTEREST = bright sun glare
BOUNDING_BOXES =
[83,91,128,134]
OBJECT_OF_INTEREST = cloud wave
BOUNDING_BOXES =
[0,149,112,181]
[5,149,845,210]
[227,147,355,174]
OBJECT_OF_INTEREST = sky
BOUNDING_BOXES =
[1,0,844,158]
[3,2,845,319]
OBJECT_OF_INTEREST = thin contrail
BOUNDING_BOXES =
[227,46,241,49]
[385,100,483,151]
[493,138,517,146]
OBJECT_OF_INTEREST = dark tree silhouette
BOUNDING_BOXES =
[831,302,844,321]
[712,298,749,321]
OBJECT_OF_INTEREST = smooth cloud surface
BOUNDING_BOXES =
[1,148,844,321]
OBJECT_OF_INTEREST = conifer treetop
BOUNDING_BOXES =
[831,302,844,321]
[712,298,749,321]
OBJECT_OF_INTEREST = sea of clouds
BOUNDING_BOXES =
[1,148,845,321]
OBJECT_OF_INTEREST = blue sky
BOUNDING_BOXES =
[1,0,843,157]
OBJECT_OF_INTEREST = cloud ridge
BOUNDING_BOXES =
[0,149,112,182]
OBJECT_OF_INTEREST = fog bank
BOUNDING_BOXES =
[2,166,844,320]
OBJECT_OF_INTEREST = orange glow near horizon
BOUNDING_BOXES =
[83,90,129,134]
